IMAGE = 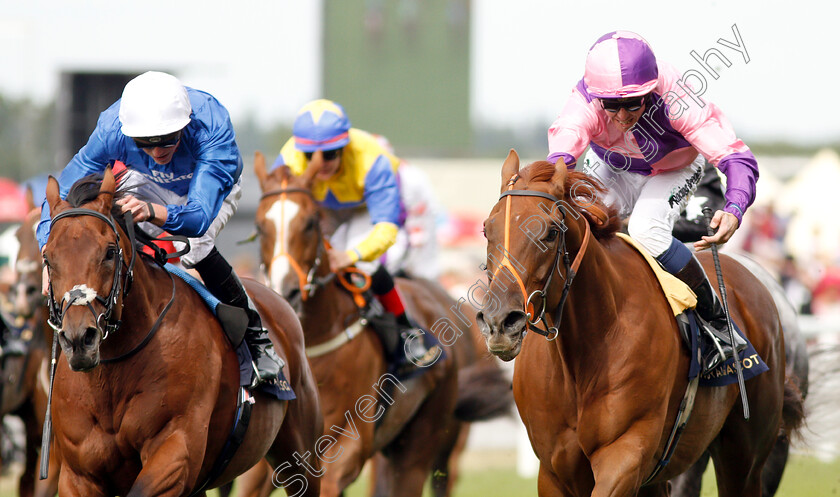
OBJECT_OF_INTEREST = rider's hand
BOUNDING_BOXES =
[328,249,354,272]
[116,195,163,225]
[41,247,49,297]
[694,210,739,251]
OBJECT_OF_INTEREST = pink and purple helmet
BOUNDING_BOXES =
[583,31,659,99]
[292,99,352,152]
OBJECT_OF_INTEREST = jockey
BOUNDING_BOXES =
[547,31,753,371]
[36,71,282,387]
[271,99,437,374]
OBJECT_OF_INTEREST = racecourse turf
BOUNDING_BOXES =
[0,453,835,495]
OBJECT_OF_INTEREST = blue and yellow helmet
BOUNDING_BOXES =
[293,99,352,152]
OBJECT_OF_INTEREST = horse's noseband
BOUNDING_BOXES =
[494,186,592,340]
[46,208,135,341]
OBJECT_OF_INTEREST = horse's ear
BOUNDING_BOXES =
[254,151,269,191]
[96,167,116,211]
[302,156,322,189]
[501,149,520,192]
[24,186,37,212]
[46,176,65,215]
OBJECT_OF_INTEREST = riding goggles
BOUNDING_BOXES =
[600,97,645,113]
[132,130,182,149]
[304,148,342,161]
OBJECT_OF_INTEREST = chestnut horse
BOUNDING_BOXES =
[5,203,59,497]
[42,169,323,496]
[251,152,511,497]
[670,252,810,497]
[476,151,805,497]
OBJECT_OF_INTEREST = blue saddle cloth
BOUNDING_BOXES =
[164,263,295,401]
[684,310,769,387]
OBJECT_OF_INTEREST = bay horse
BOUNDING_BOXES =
[476,150,805,497]
[42,169,323,496]
[5,202,60,497]
[252,151,511,497]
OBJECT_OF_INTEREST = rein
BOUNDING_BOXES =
[492,175,591,340]
[45,207,178,363]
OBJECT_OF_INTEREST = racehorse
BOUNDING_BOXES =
[476,150,805,497]
[670,252,810,497]
[252,152,511,497]
[42,169,323,496]
[2,200,58,497]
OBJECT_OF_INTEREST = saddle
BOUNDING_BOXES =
[615,234,768,385]
[335,268,443,379]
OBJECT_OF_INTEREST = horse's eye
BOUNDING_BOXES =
[544,228,559,243]
[104,246,118,261]
[305,217,318,232]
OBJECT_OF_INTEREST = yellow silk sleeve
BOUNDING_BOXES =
[346,222,399,263]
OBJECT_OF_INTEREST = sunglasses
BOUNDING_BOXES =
[601,97,645,113]
[133,130,182,149]
[304,149,342,161]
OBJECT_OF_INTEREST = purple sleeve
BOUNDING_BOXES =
[716,151,759,225]
[546,152,577,168]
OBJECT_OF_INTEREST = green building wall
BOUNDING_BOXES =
[323,0,471,155]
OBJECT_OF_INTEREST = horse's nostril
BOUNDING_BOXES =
[83,327,99,347]
[504,311,526,330]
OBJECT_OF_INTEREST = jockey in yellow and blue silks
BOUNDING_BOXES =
[271,99,438,374]
[36,71,281,387]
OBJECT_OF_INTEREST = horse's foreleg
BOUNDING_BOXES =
[58,468,107,497]
[126,431,196,497]
[588,440,650,497]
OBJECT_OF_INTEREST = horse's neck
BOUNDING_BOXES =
[96,256,167,360]
[551,227,625,358]
[300,270,359,345]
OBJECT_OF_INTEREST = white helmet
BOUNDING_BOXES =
[119,71,191,137]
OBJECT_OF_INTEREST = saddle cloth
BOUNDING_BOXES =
[615,234,768,386]
[164,263,295,401]
[616,233,697,315]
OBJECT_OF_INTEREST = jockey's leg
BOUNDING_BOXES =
[195,247,283,387]
[657,239,746,371]
[368,264,438,374]
[629,156,745,373]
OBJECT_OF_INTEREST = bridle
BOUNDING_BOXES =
[260,182,335,301]
[490,175,591,340]
[45,208,135,341]
[44,206,178,363]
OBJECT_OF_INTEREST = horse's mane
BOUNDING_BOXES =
[518,161,621,240]
[65,170,131,227]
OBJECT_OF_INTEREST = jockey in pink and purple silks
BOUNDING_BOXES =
[547,30,753,371]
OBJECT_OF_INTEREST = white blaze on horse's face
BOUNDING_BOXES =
[265,198,300,293]
[63,284,98,306]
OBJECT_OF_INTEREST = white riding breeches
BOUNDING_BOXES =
[324,207,409,276]
[581,148,705,257]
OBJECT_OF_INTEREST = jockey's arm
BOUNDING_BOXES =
[547,87,598,168]
[329,155,401,271]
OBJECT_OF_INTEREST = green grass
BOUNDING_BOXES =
[2,454,836,495]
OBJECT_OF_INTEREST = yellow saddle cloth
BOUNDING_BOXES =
[616,233,697,316]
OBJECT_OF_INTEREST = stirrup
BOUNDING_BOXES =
[401,328,439,368]
[700,322,747,374]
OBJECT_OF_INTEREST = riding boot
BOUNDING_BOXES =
[370,266,439,376]
[195,248,283,387]
[672,254,747,373]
